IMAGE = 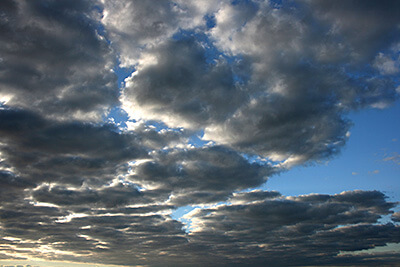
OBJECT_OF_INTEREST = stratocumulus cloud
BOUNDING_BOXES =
[0,0,399,266]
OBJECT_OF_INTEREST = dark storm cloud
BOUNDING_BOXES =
[0,0,118,120]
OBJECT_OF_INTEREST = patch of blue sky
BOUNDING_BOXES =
[105,106,130,131]
[240,152,278,167]
[113,64,136,89]
[264,101,400,206]
[171,205,195,233]
[144,120,185,134]
[343,60,399,90]
[172,201,233,233]
[378,214,399,225]
[204,14,216,29]
[188,130,210,148]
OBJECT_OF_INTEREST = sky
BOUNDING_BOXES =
[0,0,399,266]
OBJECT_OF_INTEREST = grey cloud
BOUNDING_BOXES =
[0,170,35,189]
[181,190,399,266]
[330,190,395,214]
[231,190,282,203]
[0,171,35,208]
[128,121,188,150]
[92,204,175,216]
[304,0,400,62]
[1,206,189,265]
[1,189,398,266]
[130,145,275,205]
[1,0,400,266]
[32,183,142,208]
[0,0,118,120]
[121,0,400,167]
[392,211,400,222]
[123,36,246,129]
[203,0,399,164]
[101,0,224,67]
[191,191,394,233]
[101,0,183,67]
[0,108,148,186]
[205,83,351,164]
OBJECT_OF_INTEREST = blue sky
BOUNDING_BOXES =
[267,101,400,199]
[1,0,400,266]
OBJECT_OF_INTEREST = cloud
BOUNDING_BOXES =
[129,146,276,206]
[0,0,399,266]
[122,36,248,130]
[120,0,400,167]
[303,0,400,62]
[182,190,399,266]
[0,0,118,121]
[32,183,142,208]
[392,212,400,222]
[1,190,398,266]
[383,152,400,165]
[101,0,225,67]
[0,108,148,186]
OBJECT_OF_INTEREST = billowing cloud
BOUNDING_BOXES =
[101,0,225,67]
[0,0,118,121]
[0,0,399,266]
[120,0,400,166]
[122,37,246,129]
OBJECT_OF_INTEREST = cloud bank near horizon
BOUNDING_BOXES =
[0,0,400,266]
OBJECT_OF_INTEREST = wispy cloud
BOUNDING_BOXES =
[383,152,400,165]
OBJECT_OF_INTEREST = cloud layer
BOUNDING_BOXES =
[0,0,399,266]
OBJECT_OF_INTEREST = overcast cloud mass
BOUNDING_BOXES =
[0,0,400,266]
